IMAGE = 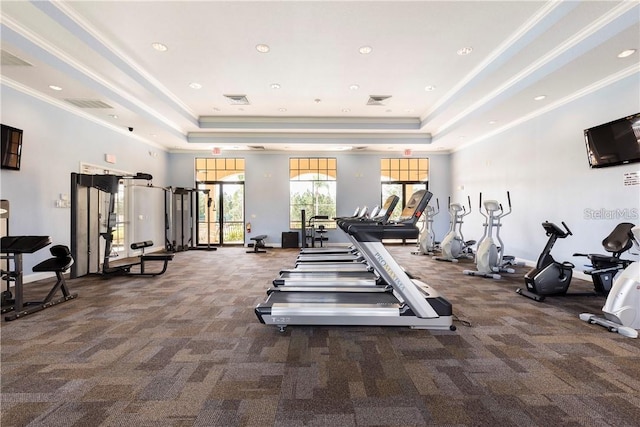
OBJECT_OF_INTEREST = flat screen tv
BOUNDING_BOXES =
[1,124,23,171]
[584,113,640,168]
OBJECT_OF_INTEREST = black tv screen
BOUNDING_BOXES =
[584,113,640,168]
[1,124,23,170]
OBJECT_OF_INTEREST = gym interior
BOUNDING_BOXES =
[1,2,640,426]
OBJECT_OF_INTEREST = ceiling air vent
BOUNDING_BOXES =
[1,50,32,66]
[353,146,368,150]
[224,94,250,105]
[367,95,391,106]
[64,99,113,108]
[248,145,265,150]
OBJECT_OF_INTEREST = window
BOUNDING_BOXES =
[290,157,337,229]
[381,158,429,182]
[381,158,429,222]
[196,158,245,182]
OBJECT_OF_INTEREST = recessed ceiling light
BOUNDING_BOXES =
[424,85,436,91]
[48,85,62,91]
[457,47,473,56]
[385,109,392,113]
[618,49,637,58]
[108,114,118,119]
[349,84,360,91]
[488,120,497,125]
[256,44,270,53]
[534,95,546,101]
[342,108,351,113]
[189,82,202,89]
[278,108,287,112]
[359,46,373,54]
[152,42,168,52]
[212,107,221,112]
[270,83,281,89]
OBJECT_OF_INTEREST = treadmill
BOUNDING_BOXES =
[295,196,399,263]
[255,190,456,332]
[276,193,416,287]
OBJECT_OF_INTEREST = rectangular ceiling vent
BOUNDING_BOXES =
[64,99,113,109]
[1,50,32,66]
[248,145,265,150]
[224,94,250,105]
[353,146,368,150]
[367,95,391,106]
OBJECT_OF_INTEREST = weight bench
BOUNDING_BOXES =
[247,235,270,254]
[4,244,78,321]
[104,241,174,276]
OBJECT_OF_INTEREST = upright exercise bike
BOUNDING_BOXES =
[463,191,519,279]
[413,198,439,256]
[433,196,475,262]
[516,221,575,301]
[579,225,639,338]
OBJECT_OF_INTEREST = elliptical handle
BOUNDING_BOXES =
[467,195,472,212]
[562,221,573,236]
[478,192,482,209]
[502,190,512,217]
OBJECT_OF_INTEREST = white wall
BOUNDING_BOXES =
[169,151,451,246]
[0,85,170,275]
[450,73,640,271]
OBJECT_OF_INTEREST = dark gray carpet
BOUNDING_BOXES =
[2,246,639,426]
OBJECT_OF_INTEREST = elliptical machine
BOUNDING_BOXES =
[579,225,639,338]
[413,198,439,256]
[463,191,518,279]
[433,196,475,262]
[516,221,575,301]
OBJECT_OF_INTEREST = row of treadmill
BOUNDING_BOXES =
[254,190,456,333]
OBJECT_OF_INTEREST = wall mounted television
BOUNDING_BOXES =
[584,113,640,168]
[1,124,23,171]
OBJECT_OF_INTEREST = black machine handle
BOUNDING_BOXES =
[562,221,573,236]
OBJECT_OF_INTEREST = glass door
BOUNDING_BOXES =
[197,182,244,245]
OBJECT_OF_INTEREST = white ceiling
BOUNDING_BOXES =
[1,1,638,154]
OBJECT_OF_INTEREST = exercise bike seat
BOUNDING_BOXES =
[574,223,635,260]
[602,222,635,255]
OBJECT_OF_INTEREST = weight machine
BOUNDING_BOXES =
[70,172,173,278]
[165,187,216,252]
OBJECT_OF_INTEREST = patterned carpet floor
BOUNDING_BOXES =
[1,245,639,426]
